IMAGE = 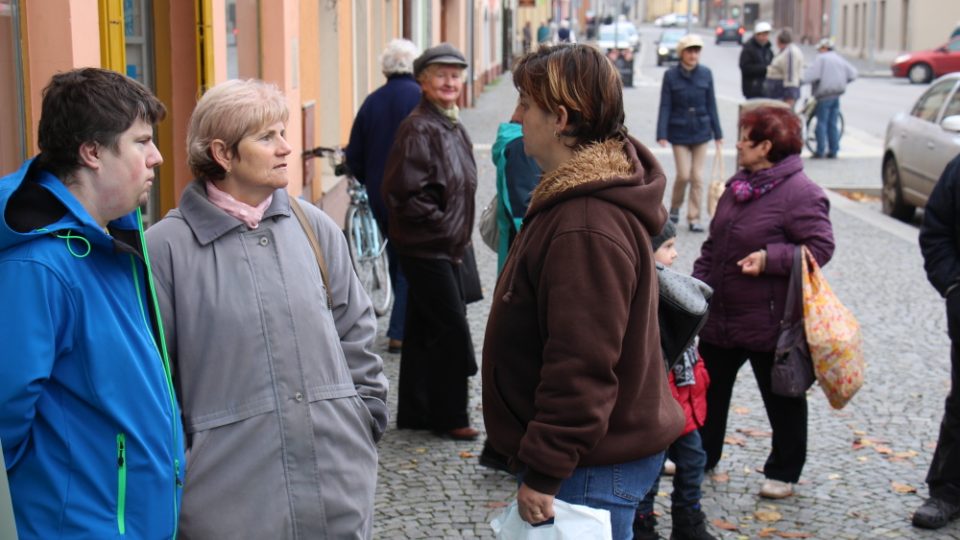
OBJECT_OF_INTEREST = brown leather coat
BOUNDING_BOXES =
[381,98,477,261]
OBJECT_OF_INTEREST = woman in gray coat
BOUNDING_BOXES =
[146,79,388,539]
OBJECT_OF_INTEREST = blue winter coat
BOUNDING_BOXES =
[491,122,541,274]
[656,64,723,146]
[346,74,422,225]
[0,159,184,539]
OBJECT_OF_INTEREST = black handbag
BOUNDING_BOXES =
[771,246,816,397]
[459,244,484,305]
[658,263,713,370]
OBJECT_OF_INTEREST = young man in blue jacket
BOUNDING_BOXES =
[0,68,184,539]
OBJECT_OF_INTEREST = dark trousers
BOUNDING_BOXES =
[638,429,707,514]
[385,240,407,341]
[396,255,475,431]
[927,293,960,504]
[698,342,808,483]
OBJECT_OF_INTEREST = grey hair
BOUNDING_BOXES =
[381,39,420,76]
[777,28,794,45]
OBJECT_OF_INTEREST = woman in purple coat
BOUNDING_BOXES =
[692,106,834,500]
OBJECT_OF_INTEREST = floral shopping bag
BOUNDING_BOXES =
[707,153,725,218]
[801,247,864,409]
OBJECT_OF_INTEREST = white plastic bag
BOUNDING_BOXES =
[490,500,612,540]
[479,194,499,252]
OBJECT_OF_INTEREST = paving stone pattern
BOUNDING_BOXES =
[371,74,957,539]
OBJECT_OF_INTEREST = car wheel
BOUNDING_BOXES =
[882,156,916,221]
[657,57,663,66]
[907,63,933,84]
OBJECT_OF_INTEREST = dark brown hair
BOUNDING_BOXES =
[739,106,803,162]
[36,68,166,180]
[512,44,627,148]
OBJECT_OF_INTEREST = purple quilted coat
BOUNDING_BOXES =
[692,155,834,352]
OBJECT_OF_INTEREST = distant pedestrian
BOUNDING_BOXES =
[537,20,551,44]
[802,38,857,158]
[656,33,723,233]
[694,106,834,501]
[914,154,960,530]
[765,28,804,107]
[740,21,774,99]
[556,19,576,43]
[382,43,480,441]
[0,67,183,540]
[522,21,533,53]
[346,38,421,354]
[633,221,717,540]
[483,44,684,539]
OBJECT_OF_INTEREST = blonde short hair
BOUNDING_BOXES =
[187,79,289,181]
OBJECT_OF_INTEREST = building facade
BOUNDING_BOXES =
[834,0,960,63]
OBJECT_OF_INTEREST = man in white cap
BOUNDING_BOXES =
[739,21,773,98]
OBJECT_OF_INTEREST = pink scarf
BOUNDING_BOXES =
[205,181,273,229]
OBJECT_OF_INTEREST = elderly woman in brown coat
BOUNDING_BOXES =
[382,43,480,440]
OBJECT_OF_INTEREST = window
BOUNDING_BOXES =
[912,80,955,122]
[124,0,152,87]
[941,85,960,120]
[948,38,960,52]
[0,0,25,175]
[225,0,260,79]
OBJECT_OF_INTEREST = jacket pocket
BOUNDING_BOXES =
[116,433,127,536]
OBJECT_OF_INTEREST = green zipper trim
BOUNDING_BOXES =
[132,208,181,537]
[116,433,127,535]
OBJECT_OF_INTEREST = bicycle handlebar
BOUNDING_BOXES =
[303,145,352,177]
[302,145,340,160]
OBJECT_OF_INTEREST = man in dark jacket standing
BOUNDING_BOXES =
[347,39,421,353]
[915,155,960,530]
[740,21,774,99]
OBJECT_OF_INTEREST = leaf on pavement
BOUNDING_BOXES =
[892,481,917,494]
[459,451,475,458]
[828,473,841,480]
[874,445,893,455]
[711,471,730,483]
[776,532,813,538]
[485,501,509,509]
[733,406,751,415]
[712,519,738,531]
[892,450,918,459]
[725,435,748,447]
[414,447,427,454]
[758,527,778,537]
[755,510,782,522]
[737,427,772,438]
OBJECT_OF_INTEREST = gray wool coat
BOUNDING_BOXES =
[146,182,388,540]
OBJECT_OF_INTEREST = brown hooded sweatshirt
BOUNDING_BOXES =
[482,136,685,495]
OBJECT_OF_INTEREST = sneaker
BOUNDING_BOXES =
[662,458,676,476]
[669,209,680,224]
[688,223,705,233]
[633,512,661,540]
[759,479,793,499]
[912,497,960,529]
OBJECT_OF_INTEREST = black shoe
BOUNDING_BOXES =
[478,441,511,473]
[826,153,837,159]
[670,506,716,540]
[913,497,960,529]
[633,511,660,540]
[688,223,705,233]
[810,154,825,159]
[669,209,680,224]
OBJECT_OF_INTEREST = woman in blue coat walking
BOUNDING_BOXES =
[656,33,723,232]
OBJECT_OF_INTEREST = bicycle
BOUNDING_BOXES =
[799,95,845,155]
[303,146,392,316]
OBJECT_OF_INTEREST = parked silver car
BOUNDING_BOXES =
[882,73,960,221]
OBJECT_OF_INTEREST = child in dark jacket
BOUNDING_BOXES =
[634,220,716,540]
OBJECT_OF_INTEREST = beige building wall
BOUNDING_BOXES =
[836,0,960,63]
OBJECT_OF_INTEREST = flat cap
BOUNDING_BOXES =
[676,33,705,54]
[413,42,468,78]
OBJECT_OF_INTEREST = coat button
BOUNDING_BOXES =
[294,392,304,402]
[259,237,269,246]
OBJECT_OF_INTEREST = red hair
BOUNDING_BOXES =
[739,106,803,163]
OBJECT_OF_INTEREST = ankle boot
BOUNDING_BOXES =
[633,511,661,540]
[670,506,716,540]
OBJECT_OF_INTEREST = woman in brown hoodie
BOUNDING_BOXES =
[482,44,685,539]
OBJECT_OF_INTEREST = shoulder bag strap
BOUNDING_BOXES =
[289,196,333,310]
[783,246,803,324]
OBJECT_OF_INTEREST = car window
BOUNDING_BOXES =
[912,80,956,122]
[948,39,960,52]
[942,85,960,119]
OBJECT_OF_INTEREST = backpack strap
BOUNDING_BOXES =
[289,197,333,310]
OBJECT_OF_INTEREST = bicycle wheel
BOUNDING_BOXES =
[346,206,393,316]
[805,112,845,155]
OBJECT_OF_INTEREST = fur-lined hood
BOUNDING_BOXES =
[526,136,667,238]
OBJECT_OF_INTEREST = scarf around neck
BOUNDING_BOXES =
[205,181,273,229]
[728,154,803,203]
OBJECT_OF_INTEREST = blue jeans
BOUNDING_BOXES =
[523,453,664,540]
[637,430,707,514]
[814,97,841,157]
[385,240,407,340]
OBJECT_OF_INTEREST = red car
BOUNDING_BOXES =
[892,37,960,83]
